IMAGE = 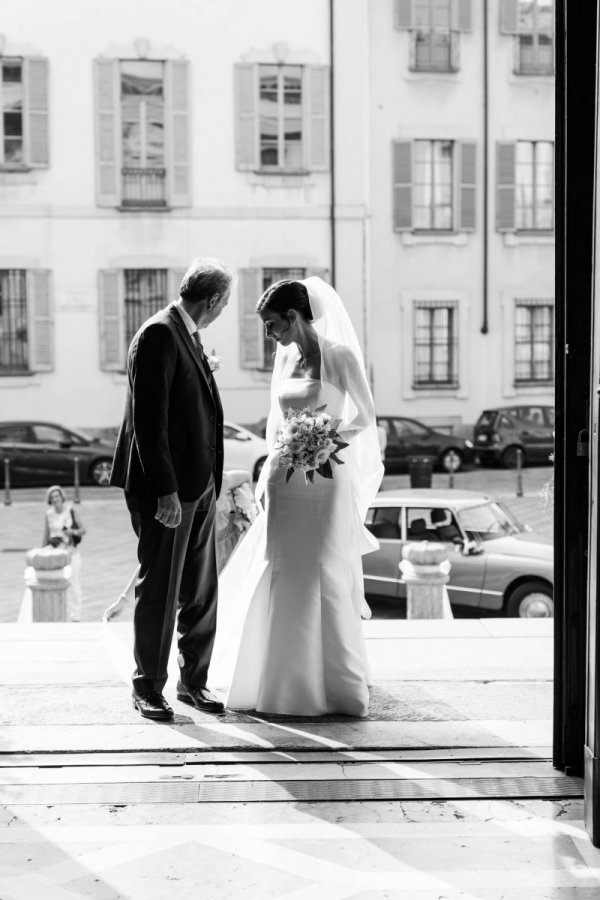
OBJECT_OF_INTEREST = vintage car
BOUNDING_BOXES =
[363,488,553,617]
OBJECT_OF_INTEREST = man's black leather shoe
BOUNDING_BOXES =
[132,691,174,721]
[176,682,225,713]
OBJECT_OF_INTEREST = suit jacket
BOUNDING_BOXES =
[110,303,224,501]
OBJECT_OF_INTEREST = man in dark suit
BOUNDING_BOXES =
[110,257,231,720]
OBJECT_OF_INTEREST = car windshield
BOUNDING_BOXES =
[476,411,496,428]
[456,501,522,541]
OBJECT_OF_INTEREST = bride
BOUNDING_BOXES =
[209,277,384,716]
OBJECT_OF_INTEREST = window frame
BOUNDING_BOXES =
[515,139,554,232]
[413,300,459,388]
[515,0,555,76]
[258,64,304,173]
[123,268,169,350]
[0,58,25,169]
[514,299,554,385]
[119,59,168,209]
[409,0,459,73]
[258,266,307,370]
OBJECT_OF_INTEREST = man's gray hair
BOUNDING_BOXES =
[179,257,232,305]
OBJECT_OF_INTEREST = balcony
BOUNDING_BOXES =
[121,167,167,208]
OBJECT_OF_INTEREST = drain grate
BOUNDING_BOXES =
[0,775,583,805]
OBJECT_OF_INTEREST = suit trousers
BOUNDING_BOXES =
[125,478,218,695]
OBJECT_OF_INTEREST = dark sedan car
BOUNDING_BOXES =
[377,415,475,473]
[0,421,115,486]
[474,405,554,468]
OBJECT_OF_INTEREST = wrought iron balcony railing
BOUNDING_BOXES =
[121,167,167,208]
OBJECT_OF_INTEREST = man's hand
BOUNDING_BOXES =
[155,492,182,528]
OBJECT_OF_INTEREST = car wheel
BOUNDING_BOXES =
[501,446,525,469]
[439,448,463,473]
[90,458,113,486]
[253,456,267,481]
[506,581,553,618]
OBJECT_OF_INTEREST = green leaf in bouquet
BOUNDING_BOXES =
[330,453,345,465]
[285,467,295,483]
[330,418,342,432]
[315,404,328,413]
[305,469,315,485]
[334,439,349,451]
[318,459,334,479]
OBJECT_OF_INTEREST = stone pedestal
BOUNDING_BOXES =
[24,547,71,623]
[399,541,452,619]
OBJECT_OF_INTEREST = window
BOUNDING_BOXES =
[1,61,23,165]
[0,270,28,373]
[393,419,430,439]
[94,58,190,208]
[98,268,182,371]
[515,0,554,74]
[496,140,554,232]
[124,269,168,348]
[0,57,49,169]
[413,140,454,230]
[414,302,458,387]
[393,140,475,232]
[0,424,30,443]
[234,63,329,173]
[514,301,554,383]
[259,66,303,169]
[411,0,458,72]
[32,424,68,445]
[515,141,554,230]
[120,61,166,207]
[394,0,471,71]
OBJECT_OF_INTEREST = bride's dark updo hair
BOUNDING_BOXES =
[256,280,313,321]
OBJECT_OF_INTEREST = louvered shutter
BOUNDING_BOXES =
[394,0,413,29]
[239,268,262,369]
[98,270,125,371]
[165,60,191,207]
[496,142,517,231]
[454,0,472,32]
[93,59,121,207]
[27,270,53,372]
[393,141,413,231]
[23,58,49,168]
[500,0,520,34]
[304,66,330,172]
[168,268,188,301]
[458,141,476,231]
[235,64,259,171]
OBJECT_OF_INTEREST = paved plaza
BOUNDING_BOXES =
[0,466,553,624]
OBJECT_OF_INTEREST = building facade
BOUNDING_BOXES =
[0,0,553,436]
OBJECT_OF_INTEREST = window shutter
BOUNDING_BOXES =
[165,60,191,207]
[394,0,413,29]
[238,268,262,369]
[454,0,472,32]
[98,270,125,371]
[458,141,476,231]
[235,64,259,171]
[93,59,121,207]
[304,66,330,172]
[393,141,413,231]
[496,141,517,231]
[500,0,520,34]
[168,268,188,301]
[23,58,49,168]
[27,270,53,372]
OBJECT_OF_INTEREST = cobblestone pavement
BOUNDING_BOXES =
[0,467,553,624]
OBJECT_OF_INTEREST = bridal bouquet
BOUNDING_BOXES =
[275,405,349,484]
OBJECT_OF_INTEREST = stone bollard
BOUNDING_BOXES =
[24,547,71,622]
[399,541,452,619]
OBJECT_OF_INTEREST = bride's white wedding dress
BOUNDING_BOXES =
[209,376,371,716]
[209,277,384,717]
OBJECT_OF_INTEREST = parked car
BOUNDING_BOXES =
[376,416,475,473]
[0,421,115,486]
[474,405,555,468]
[222,422,268,481]
[0,420,268,488]
[363,488,553,617]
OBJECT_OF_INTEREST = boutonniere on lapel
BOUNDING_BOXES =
[207,349,223,372]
